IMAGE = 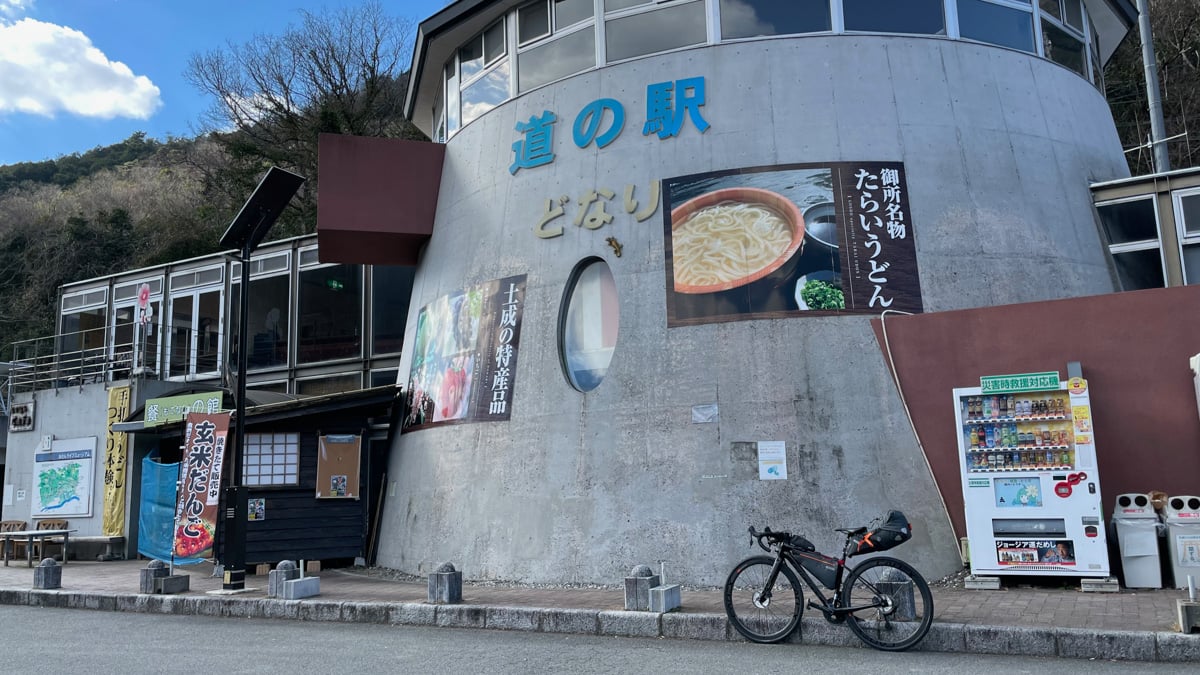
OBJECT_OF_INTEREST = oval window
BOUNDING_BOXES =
[560,258,619,392]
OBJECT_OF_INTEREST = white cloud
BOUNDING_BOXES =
[0,0,33,20]
[0,17,162,119]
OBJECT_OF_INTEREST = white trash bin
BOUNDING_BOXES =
[1111,493,1162,589]
[1163,495,1200,590]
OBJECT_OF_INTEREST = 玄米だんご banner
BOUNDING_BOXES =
[662,161,922,326]
[403,275,527,432]
[172,412,229,562]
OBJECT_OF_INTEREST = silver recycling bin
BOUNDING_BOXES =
[1111,493,1162,589]
[1163,495,1200,590]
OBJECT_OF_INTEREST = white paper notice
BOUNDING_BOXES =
[757,441,787,480]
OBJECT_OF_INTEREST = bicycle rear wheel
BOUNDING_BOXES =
[838,557,933,651]
[723,555,803,643]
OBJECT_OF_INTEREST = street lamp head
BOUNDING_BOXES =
[220,167,306,253]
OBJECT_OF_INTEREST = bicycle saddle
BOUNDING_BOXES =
[835,526,868,536]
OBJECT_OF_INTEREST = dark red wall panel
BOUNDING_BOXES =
[316,133,445,265]
[872,286,1200,537]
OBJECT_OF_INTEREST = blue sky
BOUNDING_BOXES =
[0,0,450,165]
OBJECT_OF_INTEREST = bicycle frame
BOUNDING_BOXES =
[758,537,882,617]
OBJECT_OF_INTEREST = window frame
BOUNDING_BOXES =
[558,256,620,393]
[242,432,300,487]
[110,276,165,377]
[954,0,1036,54]
[1171,187,1200,284]
[431,0,1101,139]
[231,253,293,373]
[714,0,835,42]
[515,0,599,91]
[1094,195,1167,291]
[602,0,708,65]
[296,248,365,366]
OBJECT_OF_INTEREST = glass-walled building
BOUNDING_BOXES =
[13,235,413,397]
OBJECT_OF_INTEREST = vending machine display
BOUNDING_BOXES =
[953,373,1110,577]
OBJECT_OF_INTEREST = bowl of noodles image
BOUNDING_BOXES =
[670,187,805,294]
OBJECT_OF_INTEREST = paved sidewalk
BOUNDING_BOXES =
[0,559,1197,663]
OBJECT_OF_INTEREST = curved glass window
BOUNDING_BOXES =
[462,60,511,125]
[844,0,946,35]
[555,0,593,29]
[605,0,649,10]
[720,0,831,39]
[519,1,551,44]
[1041,19,1084,75]
[606,1,706,62]
[957,0,1034,53]
[560,259,619,392]
[518,25,595,91]
[432,0,1103,138]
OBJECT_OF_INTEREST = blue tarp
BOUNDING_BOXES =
[137,455,205,565]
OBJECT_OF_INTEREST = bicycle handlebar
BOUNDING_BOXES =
[747,526,791,553]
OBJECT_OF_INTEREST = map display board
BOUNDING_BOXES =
[33,436,96,517]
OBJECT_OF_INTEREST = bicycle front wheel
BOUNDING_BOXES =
[723,555,803,644]
[838,556,933,651]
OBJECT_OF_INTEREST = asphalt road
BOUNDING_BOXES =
[0,606,1191,674]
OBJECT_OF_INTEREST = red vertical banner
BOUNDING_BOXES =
[173,412,229,560]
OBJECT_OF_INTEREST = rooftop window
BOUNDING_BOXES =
[431,0,1105,139]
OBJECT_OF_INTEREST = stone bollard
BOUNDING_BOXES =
[427,562,462,604]
[157,572,190,594]
[34,558,62,590]
[650,584,682,613]
[1179,599,1200,634]
[139,560,170,593]
[268,561,300,599]
[624,564,660,611]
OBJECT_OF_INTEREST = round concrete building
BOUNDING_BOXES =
[330,0,1137,585]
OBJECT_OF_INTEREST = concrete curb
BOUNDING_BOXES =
[2,590,1197,663]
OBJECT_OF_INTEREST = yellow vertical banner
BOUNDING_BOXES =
[102,386,132,536]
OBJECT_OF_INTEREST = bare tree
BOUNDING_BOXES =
[1105,0,1200,173]
[185,1,423,236]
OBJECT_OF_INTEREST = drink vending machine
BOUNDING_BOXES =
[952,372,1110,577]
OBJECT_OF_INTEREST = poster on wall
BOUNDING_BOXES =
[403,275,527,432]
[662,162,923,326]
[172,412,229,562]
[33,436,96,518]
[316,434,361,499]
[996,539,1076,566]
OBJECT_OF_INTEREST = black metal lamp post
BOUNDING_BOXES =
[218,166,305,590]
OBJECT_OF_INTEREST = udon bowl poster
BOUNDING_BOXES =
[662,162,923,326]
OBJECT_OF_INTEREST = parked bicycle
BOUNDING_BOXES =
[723,510,933,651]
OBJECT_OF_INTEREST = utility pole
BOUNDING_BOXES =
[1137,0,1171,173]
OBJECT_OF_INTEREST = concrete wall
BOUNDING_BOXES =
[376,35,1130,585]
[3,384,112,534]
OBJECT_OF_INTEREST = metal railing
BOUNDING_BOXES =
[6,327,222,395]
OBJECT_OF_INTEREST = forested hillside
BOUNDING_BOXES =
[0,2,422,353]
